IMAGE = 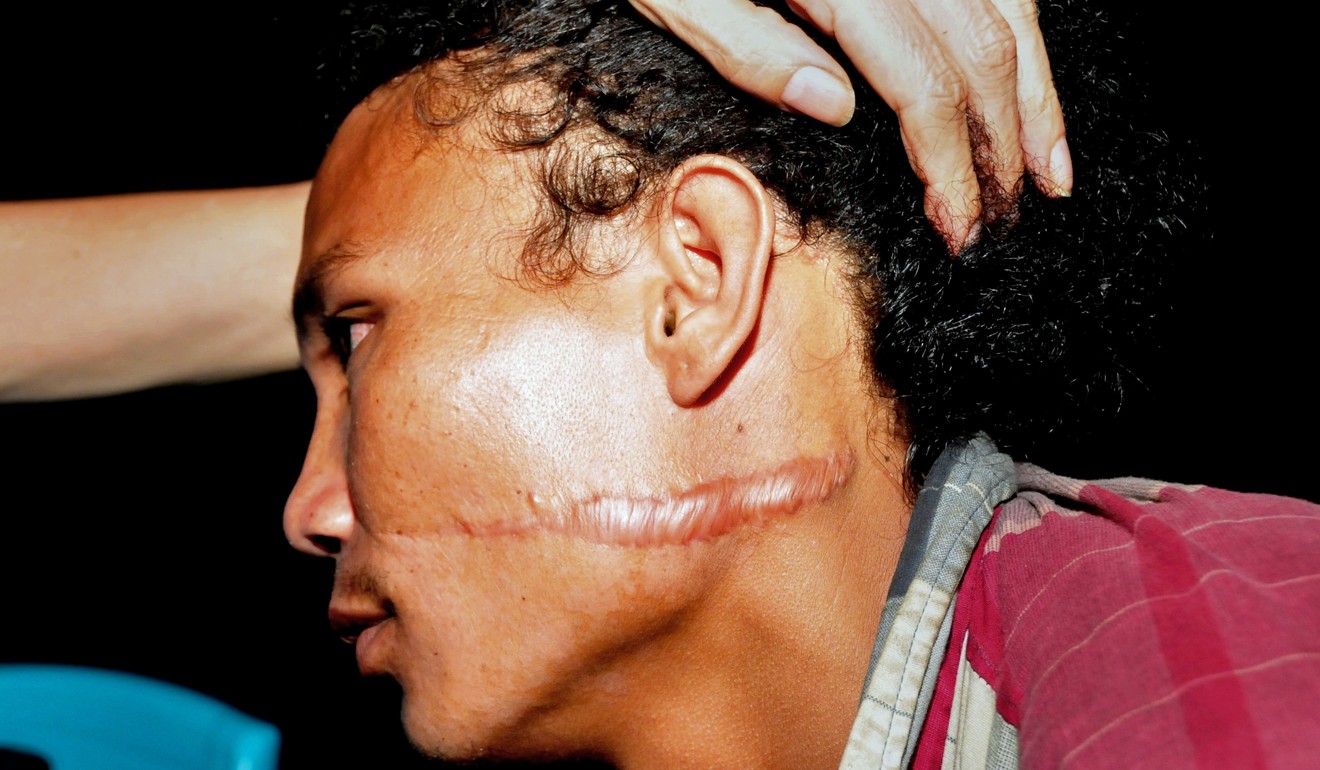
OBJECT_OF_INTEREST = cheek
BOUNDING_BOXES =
[348,313,667,534]
[453,318,658,481]
[378,531,727,734]
[394,535,707,642]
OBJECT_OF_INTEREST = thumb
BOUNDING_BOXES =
[630,0,856,125]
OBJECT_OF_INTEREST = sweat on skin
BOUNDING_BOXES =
[286,63,912,770]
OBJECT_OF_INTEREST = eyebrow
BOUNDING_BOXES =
[292,247,369,345]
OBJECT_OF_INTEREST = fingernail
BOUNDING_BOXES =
[1048,137,1073,197]
[782,67,854,126]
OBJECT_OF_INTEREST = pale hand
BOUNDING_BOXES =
[629,0,1072,252]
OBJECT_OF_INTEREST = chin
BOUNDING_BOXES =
[400,689,527,762]
[400,686,592,765]
[400,697,489,760]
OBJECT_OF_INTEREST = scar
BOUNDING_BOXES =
[449,451,855,547]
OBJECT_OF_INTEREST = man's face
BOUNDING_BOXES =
[285,74,737,758]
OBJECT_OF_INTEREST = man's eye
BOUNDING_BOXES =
[323,317,374,367]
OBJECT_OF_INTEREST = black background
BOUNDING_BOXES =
[1,5,1312,769]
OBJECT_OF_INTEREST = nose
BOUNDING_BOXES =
[284,399,356,557]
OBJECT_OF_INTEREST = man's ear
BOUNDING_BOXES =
[646,154,776,407]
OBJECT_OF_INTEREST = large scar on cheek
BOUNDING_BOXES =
[457,451,856,547]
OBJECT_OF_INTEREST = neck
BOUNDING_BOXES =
[573,245,910,769]
[595,456,910,770]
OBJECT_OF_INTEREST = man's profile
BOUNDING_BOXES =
[282,1,1319,768]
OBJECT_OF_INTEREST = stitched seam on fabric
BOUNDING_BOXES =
[966,553,1006,681]
[883,485,988,758]
[855,441,1011,768]
[842,440,1010,770]
[860,695,915,719]
[952,658,971,770]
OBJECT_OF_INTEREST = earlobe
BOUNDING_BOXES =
[645,155,777,407]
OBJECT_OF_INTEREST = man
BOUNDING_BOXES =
[284,2,1319,769]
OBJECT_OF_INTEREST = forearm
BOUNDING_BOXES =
[0,183,308,400]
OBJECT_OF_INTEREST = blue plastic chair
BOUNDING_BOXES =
[0,665,280,770]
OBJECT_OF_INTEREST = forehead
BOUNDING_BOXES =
[299,70,537,296]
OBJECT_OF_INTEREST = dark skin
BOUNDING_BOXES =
[2,6,1312,770]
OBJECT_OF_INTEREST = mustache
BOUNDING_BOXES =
[333,565,392,607]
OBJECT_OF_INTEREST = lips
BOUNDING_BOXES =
[329,602,394,673]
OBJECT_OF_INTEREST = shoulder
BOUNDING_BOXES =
[958,467,1320,769]
[991,468,1320,598]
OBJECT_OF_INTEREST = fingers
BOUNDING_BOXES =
[629,0,857,125]
[922,0,1024,216]
[798,0,983,246]
[987,0,1071,197]
[632,0,1071,251]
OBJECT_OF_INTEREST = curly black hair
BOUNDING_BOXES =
[317,0,1202,489]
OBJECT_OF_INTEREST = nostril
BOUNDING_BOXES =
[309,535,342,555]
